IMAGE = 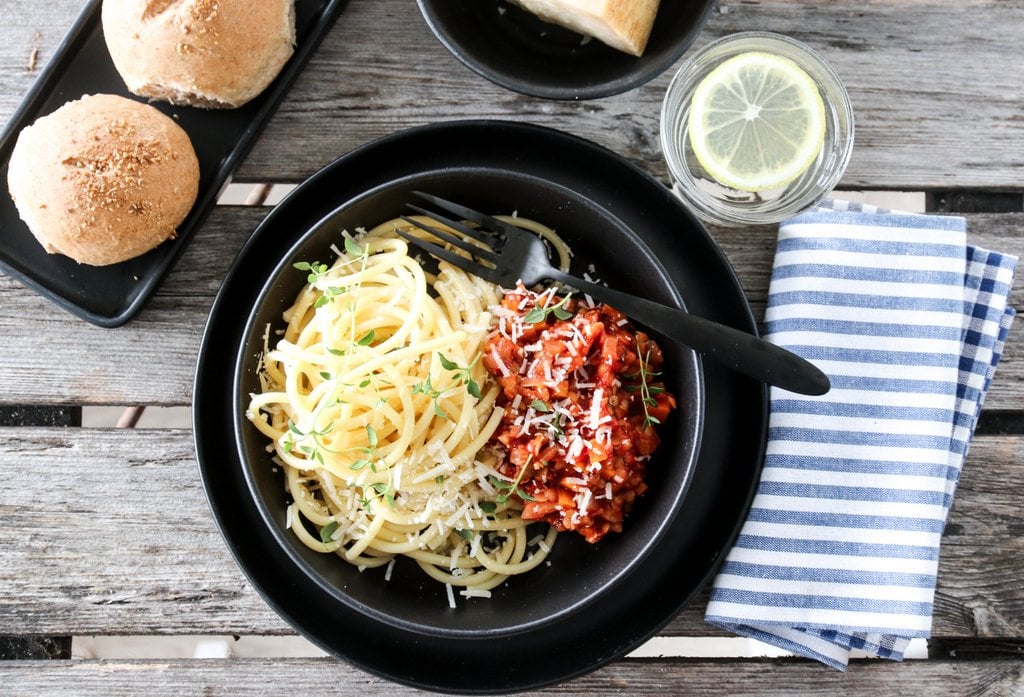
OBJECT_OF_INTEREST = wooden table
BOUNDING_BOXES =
[1,1,1022,693]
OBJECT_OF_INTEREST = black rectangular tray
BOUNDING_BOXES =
[0,0,348,327]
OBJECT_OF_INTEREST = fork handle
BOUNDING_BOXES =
[547,269,830,396]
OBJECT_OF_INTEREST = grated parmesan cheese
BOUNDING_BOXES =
[489,345,511,377]
[459,589,492,599]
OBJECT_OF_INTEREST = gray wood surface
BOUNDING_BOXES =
[0,428,1019,639]
[1,0,1022,694]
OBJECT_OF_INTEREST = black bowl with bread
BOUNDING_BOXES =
[417,0,718,99]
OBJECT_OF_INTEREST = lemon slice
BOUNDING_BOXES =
[688,51,826,192]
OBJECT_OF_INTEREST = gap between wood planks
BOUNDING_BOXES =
[69,634,931,661]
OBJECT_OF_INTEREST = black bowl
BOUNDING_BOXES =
[416,0,717,99]
[233,168,705,637]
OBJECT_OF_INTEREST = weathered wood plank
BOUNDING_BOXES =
[227,0,1024,191]
[0,657,1021,696]
[0,208,1018,409]
[0,205,265,407]
[1,1,1023,190]
[0,429,1019,638]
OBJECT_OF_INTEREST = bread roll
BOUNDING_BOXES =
[507,0,660,57]
[7,94,200,266]
[102,0,296,108]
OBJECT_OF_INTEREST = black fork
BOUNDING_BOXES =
[396,191,830,396]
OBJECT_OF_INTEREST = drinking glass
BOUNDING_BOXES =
[660,32,854,227]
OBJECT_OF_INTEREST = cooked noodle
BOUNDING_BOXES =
[246,215,568,592]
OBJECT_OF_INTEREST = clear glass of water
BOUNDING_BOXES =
[660,32,854,227]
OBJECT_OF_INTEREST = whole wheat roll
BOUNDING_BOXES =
[102,0,296,109]
[7,93,200,266]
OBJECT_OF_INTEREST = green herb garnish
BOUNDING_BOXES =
[489,456,536,503]
[630,339,666,430]
[437,352,482,399]
[319,520,340,544]
[293,261,329,284]
[284,419,334,464]
[522,294,573,324]
[412,375,449,420]
[344,237,365,258]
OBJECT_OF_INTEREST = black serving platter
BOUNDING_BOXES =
[0,0,349,327]
[194,120,768,693]
[417,0,717,100]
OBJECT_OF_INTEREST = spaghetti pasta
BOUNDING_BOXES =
[246,216,561,591]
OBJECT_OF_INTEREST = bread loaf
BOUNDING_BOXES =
[7,94,200,266]
[507,0,661,57]
[102,0,296,108]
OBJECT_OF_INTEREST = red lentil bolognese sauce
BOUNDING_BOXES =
[483,284,676,544]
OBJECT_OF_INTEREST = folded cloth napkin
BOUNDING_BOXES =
[704,199,1018,669]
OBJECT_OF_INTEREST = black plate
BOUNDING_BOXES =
[194,121,767,693]
[0,0,348,327]
[234,169,705,638]
[416,0,717,100]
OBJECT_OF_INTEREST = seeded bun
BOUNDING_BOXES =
[7,93,200,266]
[102,0,296,109]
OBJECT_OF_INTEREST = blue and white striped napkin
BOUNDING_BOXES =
[704,199,1018,669]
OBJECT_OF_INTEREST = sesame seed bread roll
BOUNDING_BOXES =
[6,94,200,266]
[102,0,296,109]
[506,0,661,57]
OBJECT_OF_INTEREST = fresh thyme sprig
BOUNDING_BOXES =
[625,339,666,430]
[488,455,536,504]
[411,352,482,420]
[412,375,449,420]
[349,424,380,472]
[359,481,396,511]
[293,261,350,309]
[293,260,329,283]
[282,418,335,465]
[523,293,573,324]
[437,352,482,399]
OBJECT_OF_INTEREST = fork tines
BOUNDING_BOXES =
[394,220,503,285]
[399,211,499,263]
[406,204,495,247]
[412,191,520,239]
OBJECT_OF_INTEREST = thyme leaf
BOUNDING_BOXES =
[492,455,536,504]
[437,352,483,400]
[344,237,365,258]
[522,294,573,324]
[319,520,340,544]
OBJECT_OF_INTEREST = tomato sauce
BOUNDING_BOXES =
[483,285,676,543]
